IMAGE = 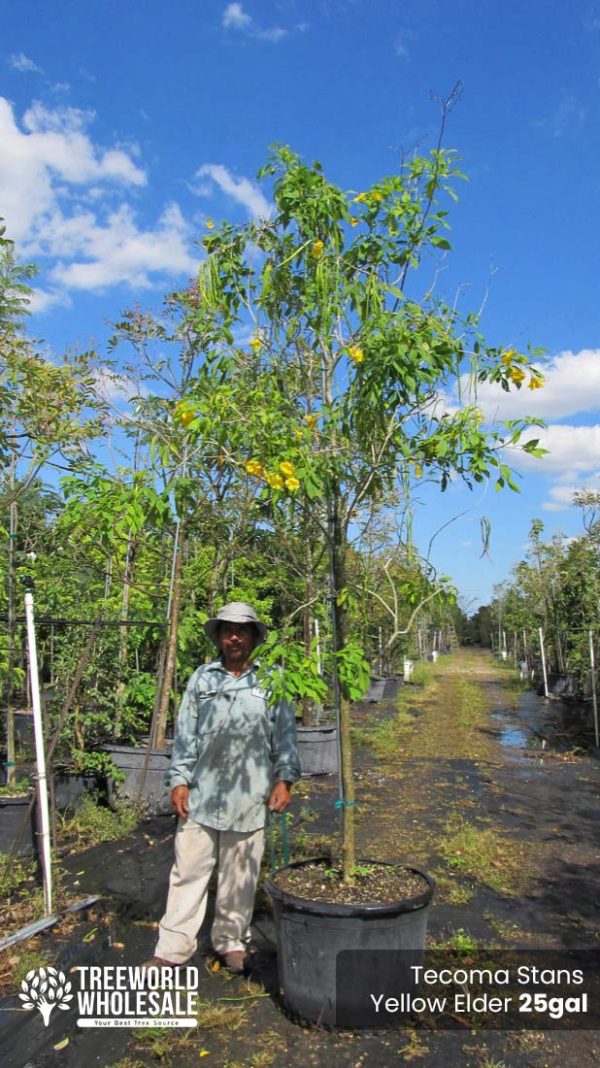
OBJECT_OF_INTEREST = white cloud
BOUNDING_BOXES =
[541,480,600,512]
[91,367,148,405]
[0,96,198,303]
[0,98,146,243]
[8,52,43,74]
[195,163,272,219]
[222,2,289,42]
[27,287,73,315]
[223,3,252,30]
[506,424,600,475]
[49,202,197,291]
[465,348,600,423]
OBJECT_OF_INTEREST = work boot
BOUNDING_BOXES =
[221,950,247,974]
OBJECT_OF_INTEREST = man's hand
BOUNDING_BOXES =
[171,784,190,819]
[268,780,292,813]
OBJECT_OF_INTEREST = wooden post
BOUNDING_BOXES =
[589,630,599,748]
[539,627,549,699]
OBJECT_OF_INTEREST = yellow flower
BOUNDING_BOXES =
[350,217,359,227]
[353,192,368,203]
[310,240,325,257]
[279,461,295,477]
[244,459,263,476]
[205,218,215,230]
[268,473,284,490]
[285,476,300,492]
[304,413,318,429]
[348,345,364,364]
[501,349,516,365]
[509,367,526,385]
[249,335,262,352]
[528,374,544,390]
[294,428,303,439]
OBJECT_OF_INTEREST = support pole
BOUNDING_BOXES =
[539,626,549,699]
[589,630,599,748]
[24,585,52,915]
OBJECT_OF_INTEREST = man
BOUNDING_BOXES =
[147,602,300,974]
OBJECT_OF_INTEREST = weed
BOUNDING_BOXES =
[437,814,528,894]
[0,780,31,796]
[59,795,138,847]
[446,927,478,956]
[410,661,435,688]
[12,948,48,985]
[0,853,36,898]
[132,1027,174,1060]
[196,997,248,1031]
[433,872,475,905]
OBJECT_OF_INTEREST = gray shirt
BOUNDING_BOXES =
[167,658,300,831]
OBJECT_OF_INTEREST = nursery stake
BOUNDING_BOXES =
[24,585,52,915]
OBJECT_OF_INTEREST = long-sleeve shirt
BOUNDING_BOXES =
[166,658,300,831]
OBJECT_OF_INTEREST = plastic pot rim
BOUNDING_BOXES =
[266,856,434,918]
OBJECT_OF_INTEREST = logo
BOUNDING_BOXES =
[19,967,73,1026]
[17,964,200,1029]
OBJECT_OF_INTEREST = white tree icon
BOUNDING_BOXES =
[19,966,73,1026]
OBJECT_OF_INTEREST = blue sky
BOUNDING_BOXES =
[2,0,600,609]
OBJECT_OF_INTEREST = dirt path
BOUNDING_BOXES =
[1,650,598,1067]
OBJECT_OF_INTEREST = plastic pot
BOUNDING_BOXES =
[0,794,37,858]
[53,769,99,811]
[103,744,172,815]
[297,725,338,776]
[266,857,434,1028]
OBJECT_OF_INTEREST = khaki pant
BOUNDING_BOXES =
[155,819,265,963]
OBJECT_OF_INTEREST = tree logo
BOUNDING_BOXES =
[19,966,73,1026]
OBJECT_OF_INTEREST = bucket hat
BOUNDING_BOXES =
[204,602,268,646]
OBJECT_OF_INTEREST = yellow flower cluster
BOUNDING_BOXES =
[348,345,365,364]
[509,367,526,385]
[245,459,299,492]
[244,459,265,477]
[353,190,383,204]
[528,374,544,391]
[311,240,325,257]
[501,348,517,365]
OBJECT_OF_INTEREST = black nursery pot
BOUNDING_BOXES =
[0,794,37,858]
[266,858,434,1028]
[103,744,173,815]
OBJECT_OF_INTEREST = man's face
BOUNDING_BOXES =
[217,621,257,667]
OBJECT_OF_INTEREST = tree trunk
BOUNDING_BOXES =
[329,484,355,882]
[4,463,17,788]
[154,524,183,749]
[114,535,137,738]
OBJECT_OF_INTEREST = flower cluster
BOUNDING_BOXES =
[310,240,325,257]
[348,345,365,364]
[244,458,299,492]
[501,348,544,391]
[353,190,383,204]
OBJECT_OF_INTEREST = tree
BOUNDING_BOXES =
[172,137,544,880]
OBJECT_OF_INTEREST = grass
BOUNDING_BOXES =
[59,794,138,847]
[432,872,476,905]
[437,814,529,895]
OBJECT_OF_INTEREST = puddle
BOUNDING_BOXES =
[499,724,527,748]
